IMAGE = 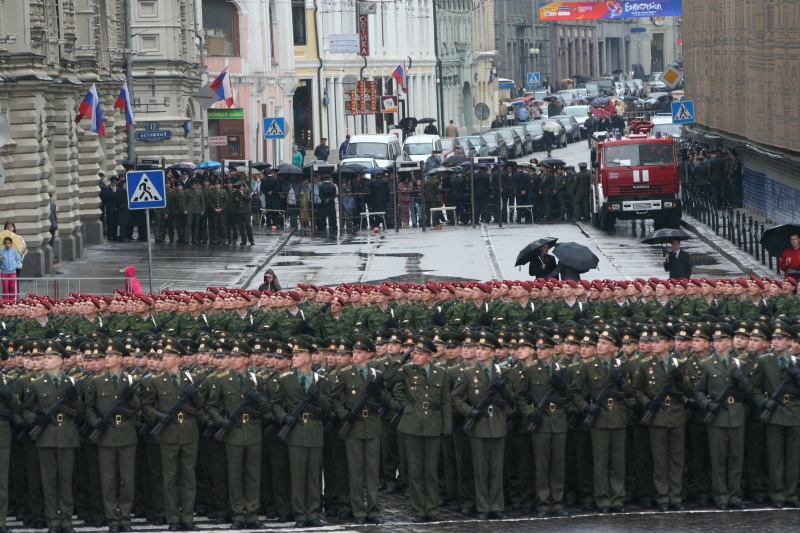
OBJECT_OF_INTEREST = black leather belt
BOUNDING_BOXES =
[300,412,323,423]
[409,401,441,411]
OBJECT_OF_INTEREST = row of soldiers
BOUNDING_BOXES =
[681,148,743,208]
[152,174,254,246]
[1,275,796,344]
[2,306,800,532]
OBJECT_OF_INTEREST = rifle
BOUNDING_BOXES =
[527,365,570,432]
[386,304,412,329]
[477,300,504,327]
[150,369,214,438]
[244,311,273,334]
[45,315,72,338]
[289,303,331,336]
[0,318,22,336]
[584,362,628,427]
[429,299,458,328]
[703,359,751,424]
[462,367,512,435]
[28,372,95,440]
[88,377,143,442]
[665,296,687,318]
[339,348,413,437]
[203,312,231,333]
[709,296,728,318]
[277,379,323,443]
[213,378,271,441]
[152,313,181,334]
[640,360,687,425]
[759,362,799,422]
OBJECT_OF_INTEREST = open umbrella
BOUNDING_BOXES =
[167,162,195,172]
[0,231,26,256]
[277,163,304,175]
[592,108,609,117]
[196,161,222,169]
[251,162,272,171]
[539,158,566,167]
[760,224,800,257]
[541,121,562,133]
[418,118,436,124]
[552,242,600,272]
[642,228,692,245]
[572,98,589,105]
[302,160,331,170]
[515,237,559,266]
[593,97,609,105]
[340,163,368,174]
[444,154,469,166]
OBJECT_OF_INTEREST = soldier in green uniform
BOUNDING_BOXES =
[83,339,141,531]
[153,180,170,243]
[693,153,710,198]
[633,325,693,511]
[199,175,213,244]
[569,326,633,513]
[684,323,713,505]
[692,323,751,510]
[573,163,591,221]
[0,346,22,533]
[553,167,568,221]
[230,181,255,246]
[540,165,554,221]
[182,179,206,245]
[330,336,389,525]
[748,324,800,507]
[207,340,271,529]
[164,179,178,243]
[263,342,294,521]
[516,333,573,517]
[141,339,205,530]
[394,335,452,522]
[170,181,187,243]
[310,296,353,338]
[176,293,209,335]
[563,166,575,220]
[21,340,84,533]
[423,171,441,226]
[207,179,228,245]
[271,337,330,528]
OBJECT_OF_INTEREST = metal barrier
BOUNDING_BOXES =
[6,277,180,299]
[682,186,778,274]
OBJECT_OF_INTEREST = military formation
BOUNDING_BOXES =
[1,273,800,531]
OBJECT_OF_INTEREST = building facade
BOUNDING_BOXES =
[627,16,683,76]
[683,0,800,224]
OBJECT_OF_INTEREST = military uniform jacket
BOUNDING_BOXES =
[270,370,330,448]
[451,363,514,438]
[569,356,633,429]
[177,312,209,335]
[208,188,230,213]
[182,188,206,214]
[748,353,800,427]
[207,371,271,446]
[0,373,22,447]
[167,188,182,215]
[632,356,692,427]
[394,363,452,437]
[141,371,205,444]
[21,373,84,448]
[515,360,572,433]
[84,371,141,447]
[692,351,751,428]
[330,365,391,440]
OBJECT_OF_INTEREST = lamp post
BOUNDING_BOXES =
[529,47,540,87]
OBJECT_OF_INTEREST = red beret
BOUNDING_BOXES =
[735,278,749,288]
[474,282,491,293]
[591,281,603,291]
[578,280,591,290]
[378,286,393,296]
[425,282,440,294]
[615,280,629,289]
[772,279,783,288]
[752,278,765,290]
[441,283,456,294]
[700,278,716,286]
[139,295,153,306]
[307,285,319,291]
[563,280,578,289]
[287,290,303,302]
[296,284,308,290]
[532,281,545,289]
[331,296,346,306]
[320,286,334,294]
[630,281,643,292]
[189,292,204,304]
[396,283,409,293]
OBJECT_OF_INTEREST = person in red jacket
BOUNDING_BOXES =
[779,234,800,279]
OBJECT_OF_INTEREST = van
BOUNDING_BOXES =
[402,134,441,162]
[343,134,404,168]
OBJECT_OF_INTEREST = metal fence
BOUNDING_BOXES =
[6,277,178,299]
[682,186,781,275]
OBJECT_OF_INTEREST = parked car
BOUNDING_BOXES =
[480,131,508,159]
[631,79,647,97]
[553,116,581,143]
[558,105,592,137]
[511,126,533,154]
[539,119,568,148]
[524,122,546,151]
[344,134,405,167]
[402,134,441,162]
[440,137,465,160]
[557,90,579,105]
[495,129,524,158]
[457,136,488,158]
[592,78,615,96]
[647,73,667,92]
[577,83,600,99]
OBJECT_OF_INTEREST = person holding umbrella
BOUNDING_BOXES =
[529,243,557,279]
[779,233,800,280]
[664,239,692,279]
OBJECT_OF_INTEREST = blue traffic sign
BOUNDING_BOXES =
[136,129,172,142]
[671,100,695,124]
[126,170,166,210]
[263,117,286,139]
[527,72,541,86]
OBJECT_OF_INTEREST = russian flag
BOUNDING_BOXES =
[210,68,234,107]
[114,81,135,131]
[76,83,105,136]
[392,63,407,94]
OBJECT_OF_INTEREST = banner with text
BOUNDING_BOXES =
[344,81,377,116]
[539,0,681,20]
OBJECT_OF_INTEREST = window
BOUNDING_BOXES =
[138,0,157,17]
[140,35,159,51]
[203,0,239,56]
[292,2,306,46]
[605,144,675,166]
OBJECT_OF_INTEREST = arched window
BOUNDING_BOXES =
[203,0,239,56]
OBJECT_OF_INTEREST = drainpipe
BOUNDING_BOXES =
[433,1,443,127]
[314,0,325,142]
[359,56,367,131]
[406,55,412,120]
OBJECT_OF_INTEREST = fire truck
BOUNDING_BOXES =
[590,126,681,231]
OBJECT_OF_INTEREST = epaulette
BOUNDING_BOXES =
[584,357,595,363]
[217,371,229,378]
[464,365,476,371]
[641,357,652,363]
[403,362,414,367]
[342,366,352,371]
[525,361,536,368]
[569,361,580,367]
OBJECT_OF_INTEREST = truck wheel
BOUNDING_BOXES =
[592,211,600,228]
[601,211,615,231]
[668,209,682,229]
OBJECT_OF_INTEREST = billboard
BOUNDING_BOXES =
[539,0,681,20]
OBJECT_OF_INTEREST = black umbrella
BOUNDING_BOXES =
[760,224,800,257]
[515,237,559,266]
[251,162,272,170]
[642,228,692,245]
[418,118,437,124]
[167,163,194,172]
[444,154,469,166]
[277,163,303,175]
[539,158,566,167]
[340,163,368,174]
[552,242,600,272]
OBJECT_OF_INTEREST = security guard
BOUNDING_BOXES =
[141,339,204,530]
[573,163,591,221]
[394,335,452,522]
[207,340,271,529]
[83,339,140,531]
[450,331,512,520]
[230,181,255,246]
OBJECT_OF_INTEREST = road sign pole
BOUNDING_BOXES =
[145,209,154,293]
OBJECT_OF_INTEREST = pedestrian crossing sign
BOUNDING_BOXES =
[127,170,167,210]
[671,100,695,124]
[263,117,286,139]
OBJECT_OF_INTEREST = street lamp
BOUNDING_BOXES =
[529,47,540,86]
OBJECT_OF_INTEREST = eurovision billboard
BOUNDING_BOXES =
[539,1,681,20]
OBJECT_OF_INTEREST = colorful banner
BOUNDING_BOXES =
[344,81,377,115]
[539,1,681,20]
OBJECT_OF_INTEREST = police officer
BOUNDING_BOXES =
[230,181,255,245]
[318,175,338,232]
[513,165,531,223]
[574,163,591,221]
[554,167,568,221]
[472,165,491,224]
[540,165,554,221]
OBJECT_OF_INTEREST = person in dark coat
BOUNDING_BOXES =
[104,176,119,240]
[449,170,467,224]
[353,174,370,228]
[551,262,581,281]
[547,100,560,118]
[317,175,337,231]
[115,175,132,241]
[472,165,491,223]
[542,130,555,157]
[513,166,531,223]
[529,167,542,222]
[529,243,557,279]
[258,268,282,292]
[663,239,692,279]
[368,172,390,228]
[260,170,283,226]
[495,164,513,223]
[313,138,330,161]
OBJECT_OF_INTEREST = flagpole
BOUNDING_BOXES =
[125,0,135,162]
